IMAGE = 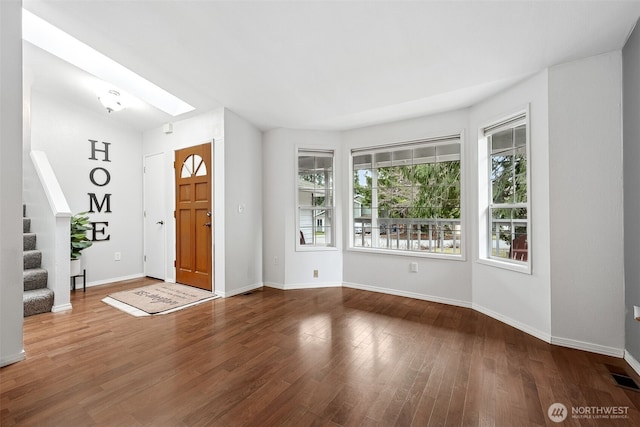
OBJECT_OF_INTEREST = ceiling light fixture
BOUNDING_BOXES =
[99,90,124,113]
[22,9,195,116]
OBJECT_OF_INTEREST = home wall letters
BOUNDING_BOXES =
[88,139,111,241]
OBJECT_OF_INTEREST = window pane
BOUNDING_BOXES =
[351,137,462,256]
[413,146,436,164]
[325,170,334,190]
[514,147,527,203]
[315,155,333,171]
[490,207,527,261]
[514,125,526,148]
[353,154,372,170]
[298,150,334,247]
[491,129,513,154]
[491,154,514,204]
[436,143,460,161]
[491,221,512,259]
[491,207,509,220]
[299,208,333,246]
[392,149,413,166]
[373,151,391,168]
[484,115,529,265]
[298,155,314,173]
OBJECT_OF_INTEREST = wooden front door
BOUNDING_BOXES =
[175,143,213,291]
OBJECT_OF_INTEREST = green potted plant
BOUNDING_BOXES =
[70,212,92,276]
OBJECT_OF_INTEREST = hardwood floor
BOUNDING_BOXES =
[2,278,640,426]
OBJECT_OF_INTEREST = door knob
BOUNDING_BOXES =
[156,221,164,225]
[204,222,212,227]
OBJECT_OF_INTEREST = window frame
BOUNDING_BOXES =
[295,147,337,251]
[348,132,465,260]
[477,106,532,274]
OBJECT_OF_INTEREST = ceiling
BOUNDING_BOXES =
[22,0,640,133]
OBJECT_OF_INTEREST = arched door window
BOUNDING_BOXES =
[181,154,207,178]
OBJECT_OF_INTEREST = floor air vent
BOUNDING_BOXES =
[611,373,640,391]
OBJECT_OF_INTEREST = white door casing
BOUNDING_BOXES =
[143,152,166,280]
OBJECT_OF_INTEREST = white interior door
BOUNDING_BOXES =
[144,153,166,280]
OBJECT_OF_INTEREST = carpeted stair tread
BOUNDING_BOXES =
[23,250,42,270]
[22,206,53,317]
[23,233,37,251]
[23,288,54,317]
[23,268,48,291]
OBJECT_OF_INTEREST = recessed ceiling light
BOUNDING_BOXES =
[22,9,195,117]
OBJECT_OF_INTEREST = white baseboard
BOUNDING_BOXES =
[624,351,640,376]
[0,349,25,367]
[234,280,626,359]
[263,281,284,290]
[343,281,472,309]
[264,282,342,291]
[472,303,551,344]
[551,336,624,358]
[52,303,72,313]
[86,273,145,288]
[218,282,264,298]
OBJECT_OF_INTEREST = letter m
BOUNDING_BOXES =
[88,193,112,213]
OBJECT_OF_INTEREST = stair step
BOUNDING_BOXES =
[23,268,48,291]
[23,218,31,233]
[23,233,37,251]
[23,288,54,317]
[23,250,42,270]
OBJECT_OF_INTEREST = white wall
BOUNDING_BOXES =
[341,110,471,306]
[262,129,286,286]
[142,109,227,293]
[549,52,625,356]
[0,0,25,367]
[223,109,263,296]
[263,129,343,289]
[623,19,640,370]
[469,71,552,340]
[30,91,144,286]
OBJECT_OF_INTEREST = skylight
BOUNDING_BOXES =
[22,9,195,117]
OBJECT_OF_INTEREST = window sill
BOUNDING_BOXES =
[296,245,338,252]
[347,246,465,261]
[476,257,531,274]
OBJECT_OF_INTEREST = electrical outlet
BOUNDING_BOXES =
[114,252,121,261]
[410,262,418,273]
[313,269,319,278]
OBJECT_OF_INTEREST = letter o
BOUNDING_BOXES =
[90,167,111,187]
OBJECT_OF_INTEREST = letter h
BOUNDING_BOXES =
[88,139,111,162]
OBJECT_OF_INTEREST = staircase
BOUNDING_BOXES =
[23,206,54,316]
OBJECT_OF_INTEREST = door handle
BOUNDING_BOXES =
[156,221,164,225]
[204,222,212,227]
